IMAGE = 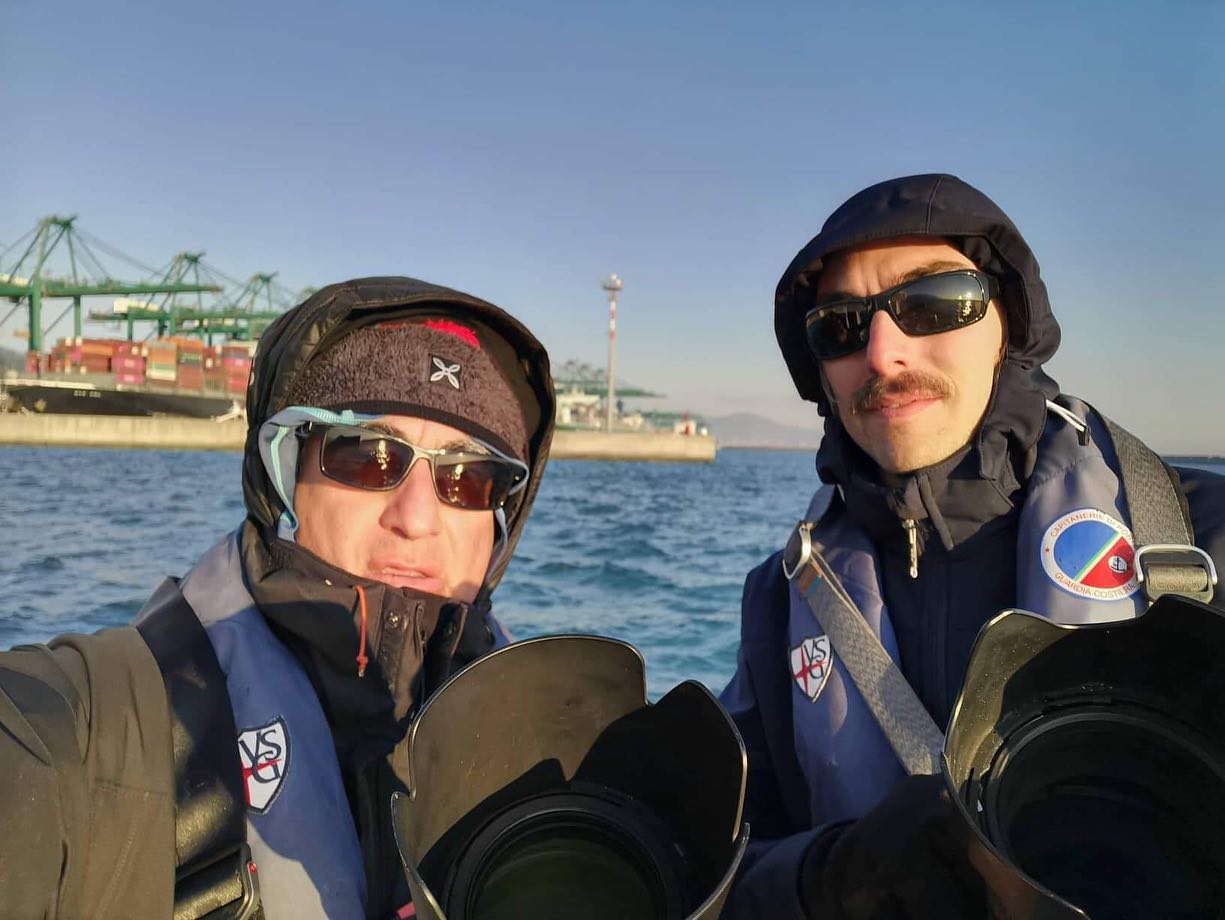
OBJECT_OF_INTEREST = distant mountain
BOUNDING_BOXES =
[705,415,1225,458]
[705,412,821,450]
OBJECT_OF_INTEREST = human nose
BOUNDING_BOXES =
[863,308,914,377]
[379,457,442,539]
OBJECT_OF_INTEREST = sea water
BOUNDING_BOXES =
[1,446,1221,696]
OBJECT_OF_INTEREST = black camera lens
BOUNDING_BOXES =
[444,791,688,920]
[392,638,749,920]
[982,708,1225,918]
[945,597,1225,918]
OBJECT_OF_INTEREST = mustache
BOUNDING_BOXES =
[850,370,953,415]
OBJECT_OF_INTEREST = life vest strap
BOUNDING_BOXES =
[136,579,264,920]
[783,513,945,776]
[1100,414,1214,604]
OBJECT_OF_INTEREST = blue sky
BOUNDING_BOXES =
[4,0,1223,452]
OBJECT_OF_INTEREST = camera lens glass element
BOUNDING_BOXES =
[982,708,1225,917]
[471,822,662,920]
[444,791,688,920]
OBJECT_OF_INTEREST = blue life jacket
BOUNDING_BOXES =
[137,527,519,919]
[718,398,1210,919]
[178,532,369,919]
[777,397,1151,824]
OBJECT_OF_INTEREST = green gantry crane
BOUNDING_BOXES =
[552,359,662,398]
[87,253,295,344]
[0,216,222,353]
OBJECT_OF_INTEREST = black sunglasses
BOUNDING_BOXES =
[301,423,528,512]
[804,269,999,361]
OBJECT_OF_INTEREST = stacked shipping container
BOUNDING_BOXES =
[173,337,206,391]
[221,342,254,396]
[28,337,255,401]
[146,340,177,384]
[112,341,147,385]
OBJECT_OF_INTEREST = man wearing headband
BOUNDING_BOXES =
[720,176,1225,918]
[0,278,554,918]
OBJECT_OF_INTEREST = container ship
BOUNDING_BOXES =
[1,337,253,420]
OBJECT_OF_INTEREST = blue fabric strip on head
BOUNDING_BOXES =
[259,406,381,542]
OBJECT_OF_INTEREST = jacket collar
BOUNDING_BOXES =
[817,381,1047,555]
[239,522,474,764]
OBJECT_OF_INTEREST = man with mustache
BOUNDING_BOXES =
[720,175,1225,918]
[0,278,554,919]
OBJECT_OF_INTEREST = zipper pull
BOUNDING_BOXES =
[903,519,919,579]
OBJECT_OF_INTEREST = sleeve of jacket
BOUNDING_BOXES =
[1176,465,1225,612]
[0,642,81,917]
[718,552,836,920]
[0,628,177,919]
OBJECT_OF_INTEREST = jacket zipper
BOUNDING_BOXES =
[903,519,919,578]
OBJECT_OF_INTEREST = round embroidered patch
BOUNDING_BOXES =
[1040,508,1139,601]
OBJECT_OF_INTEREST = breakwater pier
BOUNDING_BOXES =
[0,413,716,462]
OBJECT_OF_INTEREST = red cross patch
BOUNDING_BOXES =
[238,717,290,813]
[790,636,833,702]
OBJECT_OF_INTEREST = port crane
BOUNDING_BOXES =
[0,216,223,353]
[0,216,305,352]
[92,252,305,343]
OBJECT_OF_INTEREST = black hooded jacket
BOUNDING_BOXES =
[237,277,555,917]
[238,277,554,737]
[0,277,555,920]
[721,176,1225,920]
[774,174,1225,724]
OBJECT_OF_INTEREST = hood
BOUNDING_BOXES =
[242,276,555,597]
[776,175,1066,548]
[775,173,1061,417]
[778,175,1065,495]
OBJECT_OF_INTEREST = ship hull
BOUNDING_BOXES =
[3,379,238,420]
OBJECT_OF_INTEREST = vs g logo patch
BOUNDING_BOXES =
[238,717,290,813]
[791,635,833,702]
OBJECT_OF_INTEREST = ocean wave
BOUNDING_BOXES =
[0,446,829,695]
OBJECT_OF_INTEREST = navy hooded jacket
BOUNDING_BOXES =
[720,175,1225,918]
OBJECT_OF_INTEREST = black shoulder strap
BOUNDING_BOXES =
[1098,415,1217,604]
[135,579,263,920]
[784,489,945,777]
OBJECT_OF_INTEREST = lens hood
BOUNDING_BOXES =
[944,594,1225,919]
[391,635,750,920]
